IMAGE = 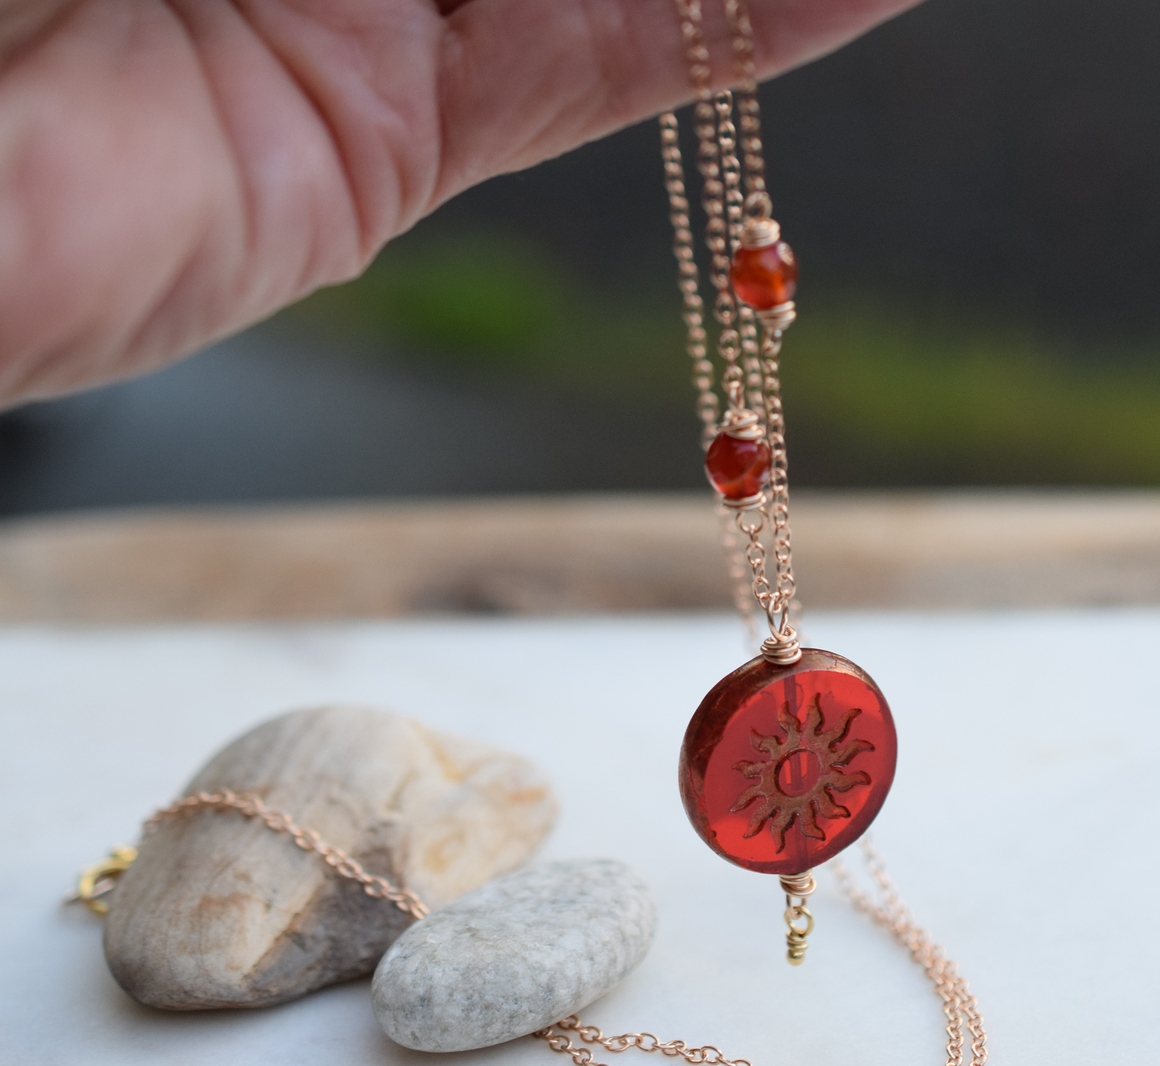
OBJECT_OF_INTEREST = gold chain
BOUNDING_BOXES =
[80,797,985,1066]
[660,113,719,449]
[659,111,757,640]
[81,795,756,1063]
[834,840,988,1066]
[662,0,797,657]
[142,789,429,920]
[534,1016,751,1066]
[654,3,987,1065]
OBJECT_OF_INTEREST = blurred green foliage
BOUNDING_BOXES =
[280,230,1160,486]
[783,305,1160,485]
[302,233,570,357]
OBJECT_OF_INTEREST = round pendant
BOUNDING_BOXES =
[679,649,896,875]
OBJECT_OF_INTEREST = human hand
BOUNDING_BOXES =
[0,0,919,403]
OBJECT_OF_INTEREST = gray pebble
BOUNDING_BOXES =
[372,858,657,1052]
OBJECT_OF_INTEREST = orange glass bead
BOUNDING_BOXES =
[730,241,798,310]
[704,432,771,500]
[680,649,897,875]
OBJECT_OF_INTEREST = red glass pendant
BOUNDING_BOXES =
[704,432,772,500]
[680,649,896,875]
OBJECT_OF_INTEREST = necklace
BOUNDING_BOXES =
[73,4,988,1062]
[662,0,897,965]
[603,4,984,1064]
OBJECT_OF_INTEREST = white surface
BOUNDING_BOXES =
[1,610,1157,1065]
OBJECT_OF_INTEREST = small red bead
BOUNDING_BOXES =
[705,432,772,500]
[730,241,798,310]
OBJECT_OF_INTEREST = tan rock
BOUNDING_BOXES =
[103,706,557,1009]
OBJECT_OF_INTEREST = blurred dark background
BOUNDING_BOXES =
[3,0,1159,515]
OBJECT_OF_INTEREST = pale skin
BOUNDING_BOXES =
[0,0,920,405]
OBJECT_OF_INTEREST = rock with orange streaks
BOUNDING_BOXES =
[103,706,557,1009]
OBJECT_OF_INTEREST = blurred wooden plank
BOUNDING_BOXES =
[0,491,1158,622]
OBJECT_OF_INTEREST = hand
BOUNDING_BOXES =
[0,0,919,403]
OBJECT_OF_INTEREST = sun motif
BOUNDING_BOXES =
[729,693,875,852]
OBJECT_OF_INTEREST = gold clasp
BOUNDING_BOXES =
[68,846,137,915]
[784,901,814,965]
[778,869,817,965]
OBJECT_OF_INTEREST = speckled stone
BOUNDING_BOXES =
[372,858,656,1052]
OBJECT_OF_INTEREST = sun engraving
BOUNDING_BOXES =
[729,693,875,851]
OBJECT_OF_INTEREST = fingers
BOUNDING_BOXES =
[432,0,923,206]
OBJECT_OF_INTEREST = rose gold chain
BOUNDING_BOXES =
[659,110,758,639]
[85,792,985,1066]
[143,789,429,920]
[534,1016,751,1066]
[833,840,988,1066]
[653,5,989,1066]
[661,0,797,659]
[713,88,764,418]
[660,113,719,448]
[723,0,766,200]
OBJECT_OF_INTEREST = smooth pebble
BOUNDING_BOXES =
[372,858,657,1052]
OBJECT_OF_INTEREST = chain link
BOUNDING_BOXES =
[757,326,795,622]
[717,501,760,644]
[833,839,989,1066]
[662,0,795,648]
[660,114,719,448]
[142,789,429,920]
[535,1016,752,1066]
[85,790,988,1066]
[671,2,745,417]
[723,0,767,203]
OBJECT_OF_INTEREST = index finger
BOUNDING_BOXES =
[432,0,922,206]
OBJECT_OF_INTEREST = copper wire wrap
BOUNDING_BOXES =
[761,626,802,665]
[778,871,817,897]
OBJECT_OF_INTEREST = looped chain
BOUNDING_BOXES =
[534,1016,751,1066]
[142,789,429,920]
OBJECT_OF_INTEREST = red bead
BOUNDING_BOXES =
[730,241,798,310]
[704,433,771,500]
[679,649,897,875]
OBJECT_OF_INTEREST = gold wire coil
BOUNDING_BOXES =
[757,302,797,333]
[778,871,817,897]
[784,903,814,966]
[780,868,816,965]
[716,407,765,440]
[761,626,802,665]
[720,491,767,512]
[740,217,780,248]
